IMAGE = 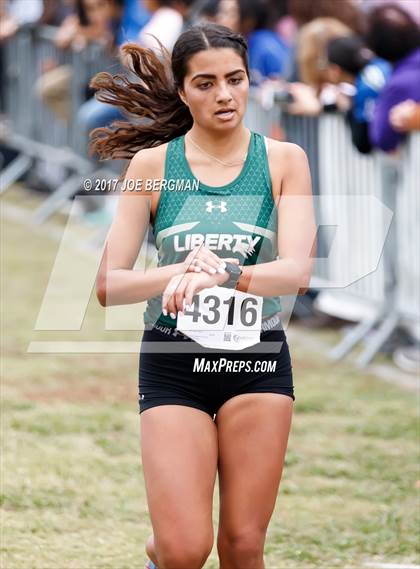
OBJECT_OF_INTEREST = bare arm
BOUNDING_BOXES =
[96,149,185,307]
[236,142,316,296]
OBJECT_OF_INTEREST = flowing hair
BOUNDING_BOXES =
[88,23,250,161]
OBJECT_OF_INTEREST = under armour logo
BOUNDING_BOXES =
[205,200,227,213]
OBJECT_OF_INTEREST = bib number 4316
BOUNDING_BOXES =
[177,286,262,332]
[176,286,263,350]
[183,293,260,327]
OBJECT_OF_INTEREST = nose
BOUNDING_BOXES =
[215,81,233,103]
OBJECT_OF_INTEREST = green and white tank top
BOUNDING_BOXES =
[143,130,282,329]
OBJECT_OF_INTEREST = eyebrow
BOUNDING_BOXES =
[191,69,246,81]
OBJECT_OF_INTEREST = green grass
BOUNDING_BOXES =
[1,189,419,568]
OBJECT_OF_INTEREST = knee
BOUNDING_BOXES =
[157,534,213,569]
[218,528,265,562]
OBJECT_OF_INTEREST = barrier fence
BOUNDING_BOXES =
[1,27,419,366]
[396,134,420,326]
[1,25,119,222]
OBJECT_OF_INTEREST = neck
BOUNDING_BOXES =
[187,124,250,160]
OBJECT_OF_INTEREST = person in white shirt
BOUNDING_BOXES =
[139,0,194,53]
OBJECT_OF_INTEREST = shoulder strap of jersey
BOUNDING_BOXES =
[242,133,274,267]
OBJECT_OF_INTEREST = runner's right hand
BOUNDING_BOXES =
[182,245,240,276]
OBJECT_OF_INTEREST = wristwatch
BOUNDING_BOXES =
[223,262,243,289]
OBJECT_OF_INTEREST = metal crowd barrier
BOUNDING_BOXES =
[1,25,119,222]
[396,133,420,331]
[316,113,387,304]
[316,115,391,366]
[244,100,419,366]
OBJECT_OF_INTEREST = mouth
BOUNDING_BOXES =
[214,109,236,119]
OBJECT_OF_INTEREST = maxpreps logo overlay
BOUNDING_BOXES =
[193,358,277,373]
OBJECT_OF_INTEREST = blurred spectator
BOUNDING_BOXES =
[216,0,239,31]
[296,18,353,89]
[326,35,391,153]
[77,0,152,140]
[117,0,151,44]
[366,4,420,151]
[0,0,43,41]
[389,99,420,131]
[1,0,73,114]
[74,0,124,49]
[286,19,382,126]
[285,26,393,155]
[286,0,364,82]
[360,0,420,24]
[275,0,297,46]
[35,0,124,121]
[1,0,43,111]
[192,0,220,24]
[39,0,76,27]
[288,0,364,33]
[237,0,291,84]
[138,0,195,53]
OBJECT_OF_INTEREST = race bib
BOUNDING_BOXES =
[176,286,263,350]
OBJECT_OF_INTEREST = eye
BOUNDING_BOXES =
[198,82,212,90]
[229,77,243,84]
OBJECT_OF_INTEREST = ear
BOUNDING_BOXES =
[178,89,188,107]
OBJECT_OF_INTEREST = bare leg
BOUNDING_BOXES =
[140,405,218,569]
[215,393,294,569]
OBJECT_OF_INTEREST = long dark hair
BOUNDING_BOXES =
[89,23,249,160]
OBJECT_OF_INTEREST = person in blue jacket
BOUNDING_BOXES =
[237,0,291,85]
[326,34,391,153]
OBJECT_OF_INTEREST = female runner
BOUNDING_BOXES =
[94,22,316,569]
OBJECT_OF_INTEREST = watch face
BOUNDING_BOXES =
[226,262,242,276]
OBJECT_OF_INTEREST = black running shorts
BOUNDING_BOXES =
[138,320,295,420]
